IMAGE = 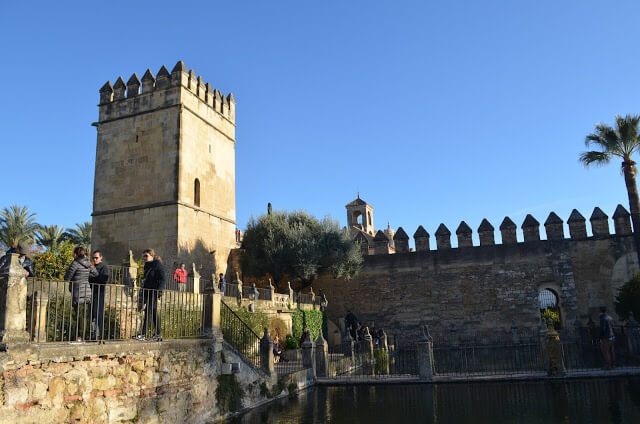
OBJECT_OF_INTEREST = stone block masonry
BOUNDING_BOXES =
[92,61,237,278]
[0,339,276,424]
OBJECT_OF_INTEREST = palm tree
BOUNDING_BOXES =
[64,222,92,250]
[36,225,66,250]
[0,205,39,249]
[580,114,640,263]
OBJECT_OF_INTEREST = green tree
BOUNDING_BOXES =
[241,210,362,289]
[615,273,640,321]
[0,205,39,249]
[64,222,92,250]
[580,114,640,264]
[35,225,66,250]
[33,240,75,280]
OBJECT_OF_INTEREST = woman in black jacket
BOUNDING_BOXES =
[136,249,165,341]
[64,246,98,341]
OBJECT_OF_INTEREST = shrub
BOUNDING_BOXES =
[374,349,389,374]
[615,273,640,321]
[231,306,270,336]
[291,308,325,340]
[216,375,244,412]
[541,308,561,329]
[284,335,299,350]
[33,241,74,280]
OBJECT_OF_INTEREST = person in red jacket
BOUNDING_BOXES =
[173,263,187,292]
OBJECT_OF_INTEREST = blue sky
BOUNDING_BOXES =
[2,1,640,247]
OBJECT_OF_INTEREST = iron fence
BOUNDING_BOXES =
[220,300,260,367]
[326,340,419,380]
[562,326,640,370]
[433,342,545,377]
[274,349,307,377]
[26,278,204,343]
[107,265,139,286]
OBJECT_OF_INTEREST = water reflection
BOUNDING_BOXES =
[230,378,640,424]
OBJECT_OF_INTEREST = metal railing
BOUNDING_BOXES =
[26,278,204,343]
[562,326,640,370]
[327,340,418,379]
[433,342,545,376]
[220,300,260,367]
[107,265,139,286]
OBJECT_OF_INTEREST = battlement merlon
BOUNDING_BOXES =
[361,204,634,256]
[95,61,236,132]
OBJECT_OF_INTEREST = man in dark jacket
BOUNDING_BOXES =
[137,249,165,341]
[0,242,34,277]
[599,306,616,370]
[89,250,110,340]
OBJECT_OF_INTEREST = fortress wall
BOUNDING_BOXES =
[313,234,638,343]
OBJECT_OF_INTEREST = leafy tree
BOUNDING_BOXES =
[615,273,640,321]
[580,114,640,263]
[64,221,92,250]
[35,225,66,250]
[241,210,363,289]
[0,205,39,249]
[33,240,74,280]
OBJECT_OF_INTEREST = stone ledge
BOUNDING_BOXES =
[1,338,219,364]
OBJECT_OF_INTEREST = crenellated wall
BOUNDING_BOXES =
[314,205,639,343]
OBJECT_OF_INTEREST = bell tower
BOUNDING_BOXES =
[346,195,374,236]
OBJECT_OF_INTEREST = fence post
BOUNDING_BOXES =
[314,330,329,378]
[260,327,275,376]
[417,325,434,381]
[342,332,355,361]
[626,313,640,355]
[202,283,222,340]
[379,329,389,352]
[191,263,200,294]
[363,328,375,374]
[310,286,316,310]
[544,320,566,376]
[125,250,139,285]
[301,333,316,375]
[233,273,243,303]
[267,279,275,302]
[0,254,30,344]
[32,290,49,342]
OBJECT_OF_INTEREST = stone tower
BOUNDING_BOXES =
[346,195,374,236]
[91,61,237,276]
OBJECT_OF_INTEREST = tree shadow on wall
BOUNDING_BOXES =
[176,238,217,279]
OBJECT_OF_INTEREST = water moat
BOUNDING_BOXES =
[231,378,640,424]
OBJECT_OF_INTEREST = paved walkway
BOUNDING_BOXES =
[316,367,640,385]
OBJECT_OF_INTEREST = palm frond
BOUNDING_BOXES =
[36,225,66,249]
[63,221,92,248]
[0,205,39,248]
[579,150,610,167]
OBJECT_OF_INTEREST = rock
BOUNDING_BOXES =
[69,401,85,421]
[132,361,145,372]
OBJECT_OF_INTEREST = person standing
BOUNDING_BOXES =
[137,249,165,341]
[0,241,34,277]
[599,306,616,370]
[89,250,110,340]
[219,273,226,296]
[64,246,98,341]
[173,263,188,292]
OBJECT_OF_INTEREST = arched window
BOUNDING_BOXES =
[353,211,363,225]
[539,288,562,329]
[194,178,201,207]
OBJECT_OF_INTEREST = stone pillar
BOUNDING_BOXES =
[191,263,200,294]
[260,327,275,376]
[544,321,566,377]
[267,279,275,301]
[625,313,640,355]
[233,272,243,301]
[435,224,451,249]
[379,329,389,352]
[413,226,430,252]
[202,285,222,339]
[478,219,495,246]
[301,336,316,376]
[287,281,294,308]
[393,227,410,253]
[613,204,632,235]
[521,214,540,242]
[568,209,587,239]
[342,332,355,361]
[32,291,49,342]
[315,331,329,378]
[125,250,138,285]
[456,221,473,247]
[544,212,564,240]
[363,328,375,373]
[417,327,434,381]
[590,207,610,238]
[0,254,30,344]
[500,217,517,244]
